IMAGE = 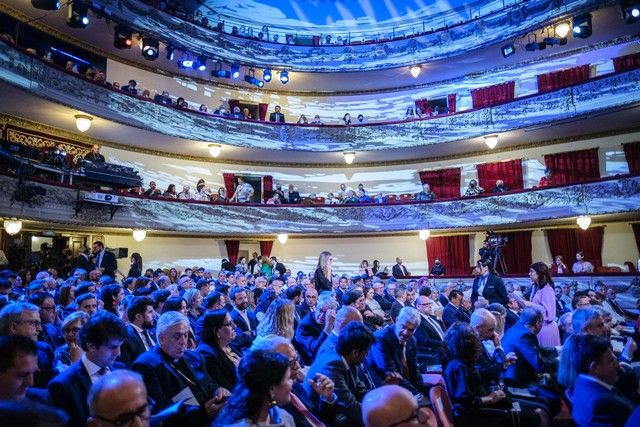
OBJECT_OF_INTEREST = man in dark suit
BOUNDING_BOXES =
[229,287,258,349]
[372,280,392,313]
[48,311,128,427]
[306,322,375,426]
[91,241,117,279]
[270,256,287,276]
[295,292,337,365]
[571,334,636,427]
[389,285,408,322]
[413,296,446,366]
[471,259,508,306]
[0,335,44,401]
[269,105,285,122]
[29,292,62,350]
[442,290,470,329]
[72,244,93,272]
[392,257,409,278]
[297,287,318,320]
[132,311,230,425]
[367,307,426,396]
[119,296,156,367]
[505,296,521,331]
[84,144,106,163]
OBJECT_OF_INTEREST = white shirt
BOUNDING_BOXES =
[477,273,489,296]
[82,353,109,384]
[235,308,252,331]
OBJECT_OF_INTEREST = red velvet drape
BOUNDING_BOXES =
[447,94,456,113]
[624,142,640,175]
[536,65,590,93]
[222,173,235,200]
[544,148,600,185]
[418,168,461,199]
[613,52,640,73]
[633,224,640,255]
[228,99,240,114]
[471,81,515,108]
[546,226,604,271]
[263,175,273,201]
[224,240,240,265]
[476,159,523,191]
[258,103,269,121]
[426,235,470,276]
[260,240,274,258]
[500,230,533,274]
[415,99,432,116]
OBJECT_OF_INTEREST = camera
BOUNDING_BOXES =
[485,231,508,248]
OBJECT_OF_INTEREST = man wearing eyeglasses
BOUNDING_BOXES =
[87,370,151,427]
[362,385,435,427]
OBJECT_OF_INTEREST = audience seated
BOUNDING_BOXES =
[295,291,337,365]
[413,295,446,367]
[362,384,434,427]
[86,370,150,427]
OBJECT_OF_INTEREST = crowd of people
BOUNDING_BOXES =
[0,244,639,427]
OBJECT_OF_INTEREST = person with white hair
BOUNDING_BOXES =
[295,291,337,365]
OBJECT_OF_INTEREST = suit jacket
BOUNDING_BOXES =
[41,322,63,350]
[195,342,239,392]
[316,332,338,359]
[572,375,635,427]
[95,250,118,278]
[35,341,56,388]
[392,264,409,278]
[296,302,313,320]
[273,262,287,276]
[373,294,391,312]
[305,351,368,425]
[72,253,93,272]
[132,346,218,425]
[471,274,508,306]
[269,112,285,123]
[282,383,336,427]
[505,310,520,331]
[414,314,446,365]
[25,387,52,405]
[119,324,149,367]
[295,312,329,366]
[502,323,557,387]
[230,308,258,349]
[48,359,93,427]
[367,325,423,395]
[389,300,405,322]
[442,303,470,329]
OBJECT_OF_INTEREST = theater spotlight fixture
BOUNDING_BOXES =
[75,114,93,132]
[141,37,159,60]
[244,69,264,87]
[544,26,568,46]
[67,2,89,28]
[231,64,241,78]
[410,64,422,78]
[418,229,431,241]
[525,34,546,51]
[572,13,592,38]
[193,56,207,71]
[501,43,515,58]
[31,0,60,10]
[343,151,356,164]
[277,233,288,244]
[621,0,640,23]
[165,46,175,61]
[177,58,194,69]
[484,135,498,149]
[208,144,221,157]
[554,22,571,38]
[212,68,231,78]
[576,215,592,230]
[113,26,133,49]
[132,229,147,242]
[280,70,289,84]
[3,218,23,235]
[263,68,272,82]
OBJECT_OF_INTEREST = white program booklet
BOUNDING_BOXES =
[172,387,199,406]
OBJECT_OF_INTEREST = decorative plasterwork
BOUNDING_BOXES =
[96,0,608,72]
[1,174,638,235]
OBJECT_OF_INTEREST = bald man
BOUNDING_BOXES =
[87,370,150,427]
[362,385,434,427]
[316,306,363,358]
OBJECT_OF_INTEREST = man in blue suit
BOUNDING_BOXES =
[442,290,470,329]
[229,287,258,349]
[572,334,636,427]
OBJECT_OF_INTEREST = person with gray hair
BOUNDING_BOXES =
[368,306,426,395]
[87,370,150,427]
[295,291,337,365]
[132,311,230,425]
[572,307,609,337]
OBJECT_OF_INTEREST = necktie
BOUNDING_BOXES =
[142,330,154,350]
[289,392,325,427]
[401,344,411,379]
[97,366,109,376]
[428,316,444,340]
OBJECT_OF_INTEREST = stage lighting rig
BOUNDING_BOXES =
[142,37,159,60]
[212,62,231,78]
[231,64,241,78]
[113,26,133,49]
[280,70,289,84]
[67,2,89,28]
[263,68,272,82]
[31,0,60,11]
[573,13,592,38]
[621,0,640,23]
[244,69,264,87]
[525,34,546,51]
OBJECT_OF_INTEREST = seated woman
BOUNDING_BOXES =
[297,114,308,124]
[256,299,296,340]
[464,179,485,197]
[196,309,241,391]
[444,322,542,427]
[342,190,359,204]
[54,311,89,372]
[183,288,204,329]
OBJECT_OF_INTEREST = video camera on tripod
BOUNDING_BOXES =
[480,231,509,273]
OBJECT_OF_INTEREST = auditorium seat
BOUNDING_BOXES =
[314,196,325,203]
[597,266,622,273]
[399,193,413,201]
[386,194,398,203]
[429,385,455,427]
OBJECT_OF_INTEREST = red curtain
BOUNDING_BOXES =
[222,173,235,199]
[418,168,461,199]
[258,103,269,121]
[415,99,432,116]
[471,81,515,108]
[260,240,274,258]
[263,175,273,201]
[500,231,533,274]
[447,94,456,113]
[633,224,640,255]
[224,240,240,265]
[426,235,470,276]
[613,52,640,73]
[228,99,240,114]
[477,159,523,191]
[536,65,590,93]
[544,148,600,185]
[624,142,640,175]
[546,227,604,271]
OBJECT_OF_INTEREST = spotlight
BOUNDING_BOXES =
[572,13,592,38]
[554,22,571,38]
[193,56,207,71]
[231,64,240,78]
[244,69,265,88]
[31,0,60,10]
[177,58,194,68]
[67,2,89,28]
[501,43,515,57]
[165,46,175,61]
[113,26,133,49]
[3,219,22,235]
[212,69,231,78]
[576,215,592,230]
[277,233,288,244]
[418,229,431,240]
[621,0,640,23]
[280,70,289,84]
[525,34,546,51]
[132,230,147,242]
[409,64,422,78]
[141,37,159,60]
[263,68,272,82]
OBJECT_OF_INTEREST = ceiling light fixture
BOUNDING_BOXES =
[3,219,23,235]
[576,215,592,230]
[343,151,356,164]
[277,233,288,244]
[75,114,93,132]
[208,144,221,157]
[67,2,89,28]
[418,229,431,240]
[141,37,159,60]
[576,184,592,230]
[280,70,289,84]
[501,43,515,58]
[193,56,207,71]
[410,64,422,78]
[263,68,272,82]
[554,22,571,38]
[525,34,546,51]
[132,229,147,242]
[231,64,241,78]
[484,135,498,149]
[621,0,640,23]
[165,46,175,61]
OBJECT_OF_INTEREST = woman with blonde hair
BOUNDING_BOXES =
[256,299,296,340]
[314,251,333,293]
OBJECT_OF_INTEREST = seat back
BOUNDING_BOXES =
[399,193,414,201]
[429,385,455,427]
[386,194,398,203]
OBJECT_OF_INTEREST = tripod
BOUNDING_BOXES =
[493,246,508,274]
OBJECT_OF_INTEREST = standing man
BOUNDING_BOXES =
[269,105,286,123]
[92,241,117,279]
[85,145,106,163]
